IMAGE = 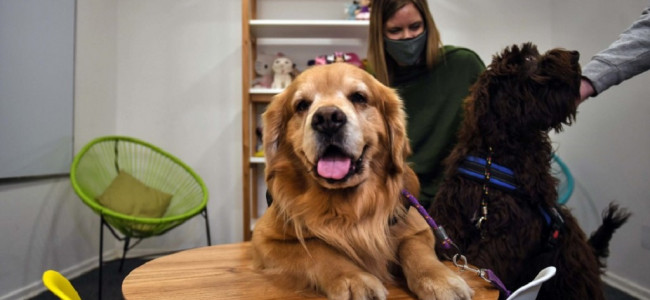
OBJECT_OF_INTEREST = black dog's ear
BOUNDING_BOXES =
[462,70,496,137]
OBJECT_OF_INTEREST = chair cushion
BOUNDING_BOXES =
[97,171,172,218]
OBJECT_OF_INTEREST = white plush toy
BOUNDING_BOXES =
[252,53,274,88]
[271,56,293,89]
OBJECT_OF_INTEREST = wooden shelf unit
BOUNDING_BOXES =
[241,0,368,240]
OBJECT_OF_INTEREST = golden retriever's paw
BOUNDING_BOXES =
[324,272,388,300]
[408,273,473,300]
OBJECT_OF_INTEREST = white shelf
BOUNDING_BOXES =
[250,20,369,39]
[250,156,266,164]
[250,88,282,94]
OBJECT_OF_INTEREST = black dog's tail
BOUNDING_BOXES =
[588,202,631,268]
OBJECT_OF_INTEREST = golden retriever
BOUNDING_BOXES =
[251,63,472,300]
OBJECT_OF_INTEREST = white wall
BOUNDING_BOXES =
[111,0,243,250]
[0,1,120,298]
[549,1,650,296]
[1,0,648,298]
[0,0,242,298]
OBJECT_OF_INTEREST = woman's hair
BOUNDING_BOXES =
[367,0,442,85]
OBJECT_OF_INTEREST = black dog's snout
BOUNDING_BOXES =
[571,50,580,64]
[312,106,347,135]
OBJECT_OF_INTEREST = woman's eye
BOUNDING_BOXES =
[386,28,401,35]
[295,100,311,112]
[409,22,423,31]
[349,92,367,104]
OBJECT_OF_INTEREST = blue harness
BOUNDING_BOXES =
[457,154,564,248]
[458,156,518,192]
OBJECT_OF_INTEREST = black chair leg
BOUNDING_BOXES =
[99,217,104,300]
[119,236,131,272]
[202,207,212,246]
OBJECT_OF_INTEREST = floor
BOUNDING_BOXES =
[31,257,640,300]
[31,257,149,300]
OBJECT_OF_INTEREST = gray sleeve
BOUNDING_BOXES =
[582,6,650,95]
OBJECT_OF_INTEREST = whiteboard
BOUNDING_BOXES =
[0,0,75,179]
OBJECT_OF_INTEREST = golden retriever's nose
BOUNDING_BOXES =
[312,106,347,135]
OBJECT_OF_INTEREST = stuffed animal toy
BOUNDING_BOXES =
[271,56,293,89]
[355,0,371,20]
[252,53,274,88]
[345,1,360,20]
[308,52,363,68]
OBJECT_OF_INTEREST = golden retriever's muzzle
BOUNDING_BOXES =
[311,106,366,182]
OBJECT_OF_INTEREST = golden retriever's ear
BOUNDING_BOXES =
[379,84,410,175]
[262,91,289,162]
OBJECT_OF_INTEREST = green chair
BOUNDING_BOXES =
[70,136,210,299]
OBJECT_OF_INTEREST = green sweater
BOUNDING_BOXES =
[394,45,485,208]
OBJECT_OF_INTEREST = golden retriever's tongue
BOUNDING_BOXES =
[317,156,351,180]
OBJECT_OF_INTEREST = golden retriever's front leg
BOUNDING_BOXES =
[253,237,388,300]
[396,211,473,300]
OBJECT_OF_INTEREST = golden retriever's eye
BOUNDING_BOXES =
[295,100,311,112]
[349,92,367,104]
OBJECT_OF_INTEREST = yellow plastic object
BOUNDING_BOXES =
[42,270,81,300]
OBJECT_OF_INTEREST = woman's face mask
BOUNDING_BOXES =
[384,30,427,66]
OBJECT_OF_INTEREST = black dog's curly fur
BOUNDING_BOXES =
[429,43,630,299]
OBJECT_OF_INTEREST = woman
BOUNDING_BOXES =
[368,0,485,209]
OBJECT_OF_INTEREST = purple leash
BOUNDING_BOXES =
[401,189,512,298]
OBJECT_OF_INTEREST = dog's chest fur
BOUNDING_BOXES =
[265,153,406,279]
[290,187,402,278]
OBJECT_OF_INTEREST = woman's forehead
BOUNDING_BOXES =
[385,3,422,27]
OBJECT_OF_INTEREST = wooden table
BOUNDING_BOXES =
[122,242,498,299]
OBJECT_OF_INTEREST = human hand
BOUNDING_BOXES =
[579,78,594,105]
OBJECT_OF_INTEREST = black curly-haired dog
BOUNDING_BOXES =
[428,43,630,299]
